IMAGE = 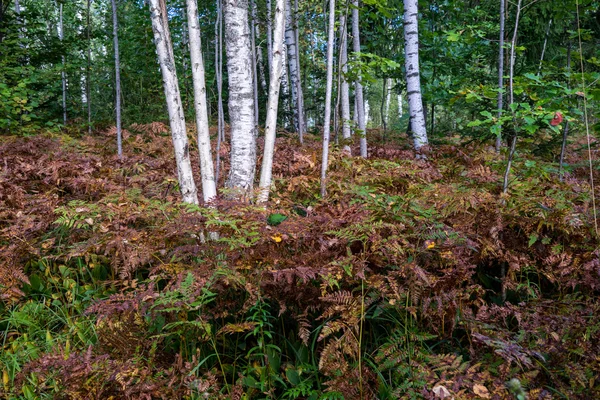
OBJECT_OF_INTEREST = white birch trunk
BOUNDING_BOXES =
[284,0,299,133]
[111,0,122,158]
[365,99,370,125]
[280,41,290,128]
[339,13,351,154]
[495,0,505,151]
[258,0,285,204]
[224,0,257,195]
[86,0,92,134]
[186,0,217,203]
[293,0,305,141]
[215,0,225,182]
[351,1,367,157]
[320,0,335,197]
[149,0,199,204]
[266,0,273,75]
[403,0,428,151]
[384,78,392,129]
[59,2,67,125]
[250,0,260,128]
[397,82,403,118]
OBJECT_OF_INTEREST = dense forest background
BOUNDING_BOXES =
[1,0,600,398]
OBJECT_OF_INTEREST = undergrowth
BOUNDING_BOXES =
[1,126,599,399]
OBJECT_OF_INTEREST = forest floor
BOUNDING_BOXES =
[1,124,599,399]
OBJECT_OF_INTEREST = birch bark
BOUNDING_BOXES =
[149,0,199,204]
[284,0,299,134]
[339,13,351,154]
[186,0,217,202]
[59,2,67,125]
[320,0,335,197]
[495,0,505,152]
[110,0,122,158]
[86,0,92,134]
[403,0,428,151]
[351,1,366,157]
[258,0,285,203]
[293,0,305,141]
[214,0,225,183]
[250,0,260,127]
[223,0,258,196]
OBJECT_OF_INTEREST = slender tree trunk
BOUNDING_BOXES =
[559,34,572,182]
[258,0,285,203]
[149,0,199,204]
[186,0,217,203]
[352,0,367,157]
[251,0,260,128]
[537,19,552,76]
[215,0,224,183]
[15,0,23,44]
[255,23,268,93]
[293,0,305,141]
[86,0,92,134]
[384,78,392,131]
[181,16,190,111]
[502,0,522,196]
[59,2,67,125]
[320,0,335,197]
[111,0,122,158]
[495,0,505,151]
[223,0,257,196]
[403,0,428,151]
[397,84,403,119]
[339,13,351,154]
[280,41,290,128]
[381,78,387,132]
[266,0,273,75]
[284,0,303,144]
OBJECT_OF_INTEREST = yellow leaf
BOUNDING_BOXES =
[3,369,9,389]
[271,235,282,243]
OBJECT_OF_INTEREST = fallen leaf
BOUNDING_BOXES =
[432,385,451,399]
[271,235,283,243]
[473,383,490,399]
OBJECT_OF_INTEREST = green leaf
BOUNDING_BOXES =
[528,233,538,247]
[286,368,301,386]
[267,213,287,226]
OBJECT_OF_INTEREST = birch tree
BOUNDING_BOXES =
[86,0,92,134]
[223,0,257,196]
[383,78,392,133]
[186,0,216,202]
[320,0,335,197]
[495,0,505,152]
[214,0,225,183]
[293,0,305,139]
[403,0,428,151]
[250,0,259,127]
[258,0,285,203]
[58,1,67,125]
[351,0,367,157]
[339,13,351,154]
[110,0,122,158]
[149,0,199,204]
[284,0,305,143]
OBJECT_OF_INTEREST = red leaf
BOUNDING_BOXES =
[550,112,563,126]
